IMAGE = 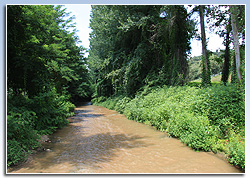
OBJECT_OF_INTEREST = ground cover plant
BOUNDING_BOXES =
[7,89,75,166]
[7,4,245,172]
[92,84,245,170]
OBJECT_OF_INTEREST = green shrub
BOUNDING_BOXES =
[7,88,76,166]
[207,85,244,130]
[7,110,40,166]
[227,140,245,170]
[91,96,107,104]
[7,140,27,167]
[178,114,212,151]
[115,97,131,113]
[226,131,245,170]
[192,85,245,135]
[92,84,245,169]
[123,96,145,122]
[28,88,75,132]
[7,110,39,142]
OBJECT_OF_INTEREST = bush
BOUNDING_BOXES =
[192,85,245,142]
[7,110,40,166]
[115,97,131,114]
[30,88,75,133]
[91,96,107,104]
[226,131,245,170]
[178,114,212,151]
[206,85,244,130]
[7,140,27,167]
[7,110,40,144]
[7,88,76,166]
[92,84,245,169]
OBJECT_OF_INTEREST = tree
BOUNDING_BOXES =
[230,5,242,84]
[199,5,211,86]
[221,19,232,84]
[160,5,195,85]
[7,5,91,101]
[89,5,195,97]
[7,5,92,166]
[207,5,232,84]
[207,5,245,85]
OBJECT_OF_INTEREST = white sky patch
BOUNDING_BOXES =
[207,33,224,52]
[64,4,92,57]
[191,32,225,57]
[186,5,226,57]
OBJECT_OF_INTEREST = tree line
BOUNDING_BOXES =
[89,5,245,170]
[7,4,245,167]
[7,5,91,166]
[7,5,91,102]
[88,5,245,97]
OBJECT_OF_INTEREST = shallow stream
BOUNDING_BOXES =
[8,102,242,173]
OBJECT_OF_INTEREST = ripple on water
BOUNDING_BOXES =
[8,103,243,174]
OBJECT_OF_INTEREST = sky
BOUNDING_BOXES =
[64,4,92,56]
[64,4,224,57]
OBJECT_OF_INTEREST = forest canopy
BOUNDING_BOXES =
[88,5,195,97]
[88,5,245,97]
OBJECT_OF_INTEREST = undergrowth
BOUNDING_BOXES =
[92,84,245,170]
[7,88,75,167]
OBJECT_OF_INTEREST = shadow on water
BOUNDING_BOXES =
[11,132,150,172]
[73,109,104,119]
[62,133,150,165]
[8,104,152,172]
[8,102,243,173]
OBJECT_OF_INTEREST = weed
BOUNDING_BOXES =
[92,84,245,169]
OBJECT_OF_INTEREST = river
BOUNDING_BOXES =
[8,102,242,173]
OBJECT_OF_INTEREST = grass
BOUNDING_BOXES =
[192,74,232,83]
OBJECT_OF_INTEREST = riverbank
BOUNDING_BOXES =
[8,103,242,173]
[92,84,245,171]
[7,90,76,167]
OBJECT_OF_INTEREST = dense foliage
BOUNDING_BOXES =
[7,4,245,172]
[92,84,245,170]
[89,5,195,97]
[89,6,245,171]
[7,5,91,166]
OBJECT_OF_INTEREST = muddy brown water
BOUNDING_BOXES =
[8,102,242,173]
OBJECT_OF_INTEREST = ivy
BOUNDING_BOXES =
[89,5,195,97]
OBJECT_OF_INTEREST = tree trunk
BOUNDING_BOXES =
[199,5,210,85]
[221,20,231,85]
[230,5,242,83]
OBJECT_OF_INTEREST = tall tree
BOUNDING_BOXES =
[230,5,242,84]
[199,5,211,86]
[221,20,232,85]
[207,5,244,85]
[7,5,91,101]
[160,5,194,85]
[207,5,232,84]
[89,5,194,97]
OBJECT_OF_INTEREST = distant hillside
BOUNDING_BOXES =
[188,50,224,82]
